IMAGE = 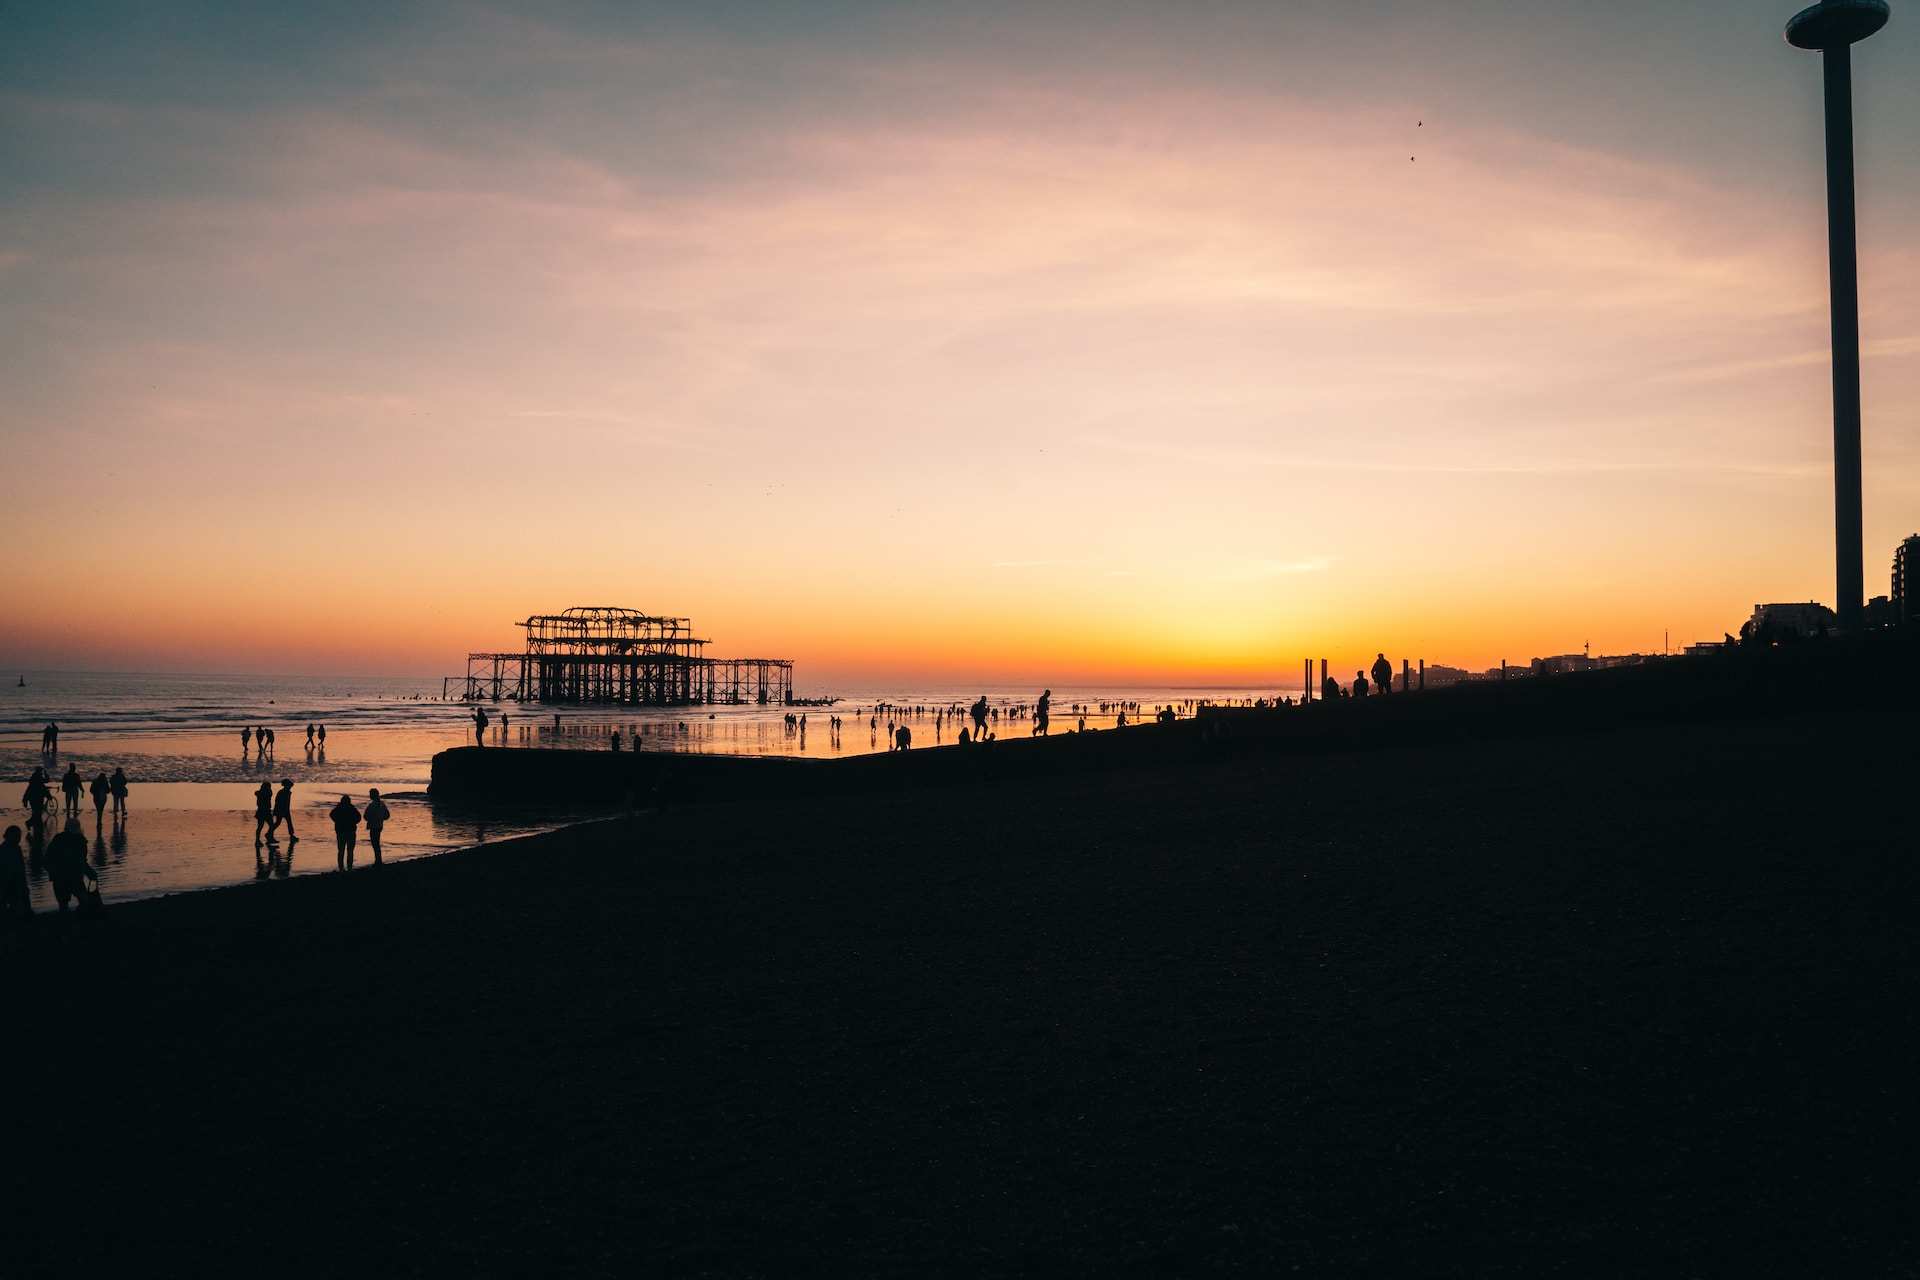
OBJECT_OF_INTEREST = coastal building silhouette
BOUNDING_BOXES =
[1746,601,1840,640]
[446,606,794,706]
[1895,534,1920,625]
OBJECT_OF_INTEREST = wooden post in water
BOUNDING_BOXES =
[1319,658,1328,698]
[1419,658,1425,691]
[1402,658,1409,692]
[1303,658,1312,703]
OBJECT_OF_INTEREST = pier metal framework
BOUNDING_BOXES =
[443,605,794,706]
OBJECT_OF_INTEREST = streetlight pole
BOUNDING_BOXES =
[1786,0,1890,631]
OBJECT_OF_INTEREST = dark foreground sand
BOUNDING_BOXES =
[5,707,1915,1275]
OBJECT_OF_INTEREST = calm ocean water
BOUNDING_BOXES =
[5,670,1295,909]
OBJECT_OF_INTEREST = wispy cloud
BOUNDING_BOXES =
[1083,435,1823,480]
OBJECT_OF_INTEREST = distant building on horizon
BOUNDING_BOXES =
[1745,601,1839,641]
[1895,535,1920,625]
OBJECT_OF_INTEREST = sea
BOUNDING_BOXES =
[4,670,1299,910]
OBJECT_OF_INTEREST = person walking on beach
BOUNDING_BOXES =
[1371,653,1393,696]
[611,729,622,752]
[263,727,275,757]
[305,724,315,748]
[894,723,912,751]
[363,789,390,865]
[1,825,30,922]
[971,696,989,739]
[253,781,274,844]
[41,722,59,754]
[317,724,326,748]
[1033,689,1052,736]
[330,794,361,871]
[272,779,298,842]
[45,817,90,912]
[89,772,110,821]
[241,726,252,754]
[109,767,129,815]
[61,764,83,816]
[474,707,489,746]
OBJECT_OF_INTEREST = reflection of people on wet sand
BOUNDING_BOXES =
[1,825,30,922]
[273,780,298,842]
[253,782,274,845]
[364,790,390,865]
[330,795,361,871]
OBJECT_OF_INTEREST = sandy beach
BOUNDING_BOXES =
[8,695,1913,1275]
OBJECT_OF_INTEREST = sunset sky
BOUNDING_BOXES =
[4,1,1917,688]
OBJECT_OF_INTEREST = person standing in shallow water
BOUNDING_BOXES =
[1371,653,1393,696]
[363,789,390,865]
[473,707,489,746]
[61,764,83,816]
[330,795,361,871]
[253,781,274,844]
[272,779,298,842]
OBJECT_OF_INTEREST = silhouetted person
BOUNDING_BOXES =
[273,779,298,842]
[1371,653,1393,695]
[971,696,989,738]
[305,723,315,747]
[318,724,326,747]
[263,727,275,756]
[957,727,971,745]
[1,825,28,922]
[895,724,912,751]
[22,772,52,829]
[253,781,274,844]
[1322,674,1339,702]
[61,764,82,815]
[330,795,361,871]
[1353,671,1369,699]
[109,767,129,815]
[41,722,58,753]
[241,726,252,754]
[89,773,110,821]
[46,817,89,912]
[1034,689,1052,736]
[611,730,622,752]
[363,789,390,865]
[474,707,489,746]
